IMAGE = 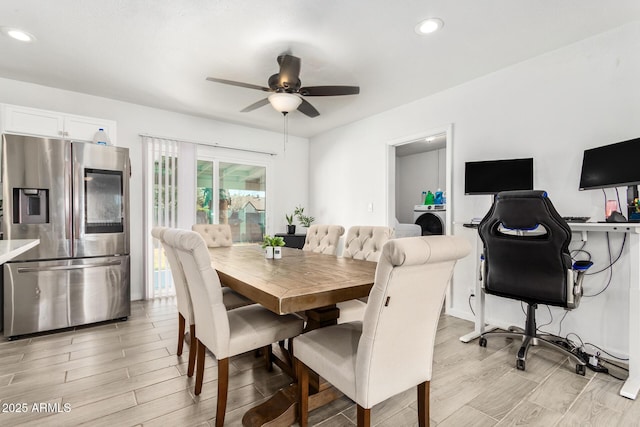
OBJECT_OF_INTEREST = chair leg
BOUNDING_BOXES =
[215,358,229,427]
[357,405,370,427]
[297,359,309,427]
[264,344,273,372]
[195,339,206,396]
[418,381,430,427]
[177,313,185,356]
[187,324,197,377]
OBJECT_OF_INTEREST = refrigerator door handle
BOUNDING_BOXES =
[17,260,122,273]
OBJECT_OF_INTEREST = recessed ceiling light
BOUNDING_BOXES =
[2,27,36,42]
[415,18,444,35]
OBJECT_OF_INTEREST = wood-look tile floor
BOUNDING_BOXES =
[0,298,639,426]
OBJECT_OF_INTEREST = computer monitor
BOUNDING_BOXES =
[464,158,534,195]
[579,137,640,190]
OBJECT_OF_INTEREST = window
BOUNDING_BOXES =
[195,157,267,244]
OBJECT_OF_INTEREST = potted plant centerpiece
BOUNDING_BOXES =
[262,235,285,259]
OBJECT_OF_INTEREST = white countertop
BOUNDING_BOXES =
[0,239,40,264]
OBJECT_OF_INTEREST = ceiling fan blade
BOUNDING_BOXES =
[240,97,271,112]
[297,98,320,118]
[277,55,301,89]
[299,85,360,96]
[206,77,271,92]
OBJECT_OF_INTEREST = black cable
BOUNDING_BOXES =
[585,342,629,361]
[584,232,626,297]
[557,310,570,337]
[565,332,585,350]
[615,187,622,214]
[585,232,626,275]
[602,189,607,217]
[570,240,591,263]
[536,305,553,332]
[468,294,475,316]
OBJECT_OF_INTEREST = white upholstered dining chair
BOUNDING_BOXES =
[192,223,234,247]
[152,226,255,379]
[166,229,305,427]
[337,225,393,324]
[151,226,198,376]
[302,224,345,255]
[295,235,471,427]
[192,223,253,310]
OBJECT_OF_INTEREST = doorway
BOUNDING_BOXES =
[386,124,453,236]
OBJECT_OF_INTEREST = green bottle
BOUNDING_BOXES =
[425,191,435,205]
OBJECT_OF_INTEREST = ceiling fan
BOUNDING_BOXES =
[206,54,359,118]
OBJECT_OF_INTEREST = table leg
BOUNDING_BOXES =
[241,306,344,426]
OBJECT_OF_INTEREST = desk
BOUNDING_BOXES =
[208,245,377,426]
[460,222,640,400]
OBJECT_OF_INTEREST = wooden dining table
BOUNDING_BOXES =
[208,245,377,427]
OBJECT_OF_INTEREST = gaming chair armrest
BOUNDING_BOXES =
[566,260,593,309]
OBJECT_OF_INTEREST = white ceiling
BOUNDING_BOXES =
[0,1,639,138]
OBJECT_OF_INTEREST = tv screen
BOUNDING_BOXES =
[579,137,640,190]
[465,158,534,195]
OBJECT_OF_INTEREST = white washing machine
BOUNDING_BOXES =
[413,205,446,235]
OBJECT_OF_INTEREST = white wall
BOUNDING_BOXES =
[309,22,640,356]
[396,148,446,224]
[0,78,309,300]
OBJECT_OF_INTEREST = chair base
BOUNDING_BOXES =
[479,303,586,375]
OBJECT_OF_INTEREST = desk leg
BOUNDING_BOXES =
[460,240,498,343]
[621,232,640,400]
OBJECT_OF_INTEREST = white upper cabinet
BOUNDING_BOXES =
[0,104,117,144]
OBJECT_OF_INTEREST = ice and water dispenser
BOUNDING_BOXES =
[13,188,49,224]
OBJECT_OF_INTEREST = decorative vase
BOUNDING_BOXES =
[273,247,282,259]
[287,224,296,234]
[264,246,274,259]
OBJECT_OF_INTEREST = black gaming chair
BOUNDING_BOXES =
[477,190,592,374]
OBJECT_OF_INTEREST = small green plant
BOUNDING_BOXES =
[294,205,315,227]
[285,213,294,225]
[262,235,285,248]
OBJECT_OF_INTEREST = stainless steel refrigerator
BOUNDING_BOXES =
[1,133,130,338]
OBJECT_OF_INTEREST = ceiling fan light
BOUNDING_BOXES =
[268,93,302,113]
[2,27,36,42]
[415,18,444,35]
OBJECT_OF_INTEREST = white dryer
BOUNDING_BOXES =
[413,205,446,235]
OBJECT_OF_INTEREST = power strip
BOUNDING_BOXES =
[576,349,609,373]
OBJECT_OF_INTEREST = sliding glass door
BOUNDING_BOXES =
[196,157,268,244]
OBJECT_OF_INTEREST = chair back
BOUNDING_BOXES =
[192,223,233,247]
[357,235,470,407]
[343,226,393,262]
[478,190,572,306]
[165,229,231,357]
[151,227,195,325]
[302,224,345,255]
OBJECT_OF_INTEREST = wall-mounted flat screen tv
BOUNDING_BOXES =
[579,137,640,190]
[464,158,534,195]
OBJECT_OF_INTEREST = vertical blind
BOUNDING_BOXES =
[143,136,179,298]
